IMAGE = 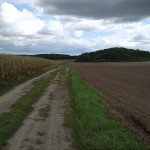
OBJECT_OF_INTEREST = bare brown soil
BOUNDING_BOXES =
[3,67,73,150]
[70,62,150,144]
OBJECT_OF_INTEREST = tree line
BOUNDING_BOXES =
[34,54,76,60]
[76,47,150,62]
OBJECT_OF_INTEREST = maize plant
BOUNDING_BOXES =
[0,55,57,85]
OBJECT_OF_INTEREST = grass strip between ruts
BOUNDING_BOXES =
[0,68,59,148]
[67,68,150,150]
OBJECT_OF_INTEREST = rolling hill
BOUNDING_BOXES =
[76,47,150,62]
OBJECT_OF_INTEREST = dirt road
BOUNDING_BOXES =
[70,62,150,144]
[3,67,73,150]
[0,68,59,114]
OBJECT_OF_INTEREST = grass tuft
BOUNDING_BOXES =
[38,105,50,118]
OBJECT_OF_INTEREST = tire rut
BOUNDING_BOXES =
[0,68,59,114]
[4,67,73,150]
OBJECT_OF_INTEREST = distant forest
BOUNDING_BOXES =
[35,54,76,60]
[76,47,150,62]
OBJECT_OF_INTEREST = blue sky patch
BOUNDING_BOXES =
[81,31,112,39]
[6,0,37,13]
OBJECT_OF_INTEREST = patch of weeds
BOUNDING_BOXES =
[63,101,75,129]
[38,105,50,118]
[24,138,30,142]
[64,67,75,129]
[35,139,43,145]
[49,93,54,100]
[28,145,34,150]
[37,132,45,136]
[33,118,45,121]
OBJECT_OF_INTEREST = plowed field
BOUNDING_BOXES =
[70,62,150,143]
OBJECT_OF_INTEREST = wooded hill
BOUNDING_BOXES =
[76,47,150,62]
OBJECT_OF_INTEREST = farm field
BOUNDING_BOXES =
[0,55,59,96]
[0,55,58,86]
[0,55,149,150]
[70,62,150,143]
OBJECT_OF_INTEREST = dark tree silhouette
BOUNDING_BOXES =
[35,54,76,60]
[76,47,150,62]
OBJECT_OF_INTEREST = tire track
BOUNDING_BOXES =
[0,67,59,114]
[4,67,73,150]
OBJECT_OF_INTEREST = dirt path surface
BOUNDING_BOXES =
[70,62,150,144]
[4,67,73,150]
[0,68,59,114]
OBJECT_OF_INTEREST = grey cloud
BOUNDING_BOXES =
[0,20,18,37]
[133,34,146,41]
[0,39,89,55]
[37,0,150,21]
[38,27,53,35]
[132,34,150,43]
[55,15,82,23]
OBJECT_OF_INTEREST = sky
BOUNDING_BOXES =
[0,0,150,55]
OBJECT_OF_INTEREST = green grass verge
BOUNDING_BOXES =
[68,69,150,150]
[0,68,59,148]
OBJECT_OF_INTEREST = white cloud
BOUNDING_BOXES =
[38,20,67,36]
[0,2,44,36]
[65,19,107,32]
[12,0,44,13]
[74,31,83,38]
[0,1,150,55]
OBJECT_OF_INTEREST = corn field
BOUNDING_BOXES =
[0,55,57,85]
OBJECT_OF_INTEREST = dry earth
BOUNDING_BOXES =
[70,62,150,144]
[2,67,73,150]
[0,68,59,114]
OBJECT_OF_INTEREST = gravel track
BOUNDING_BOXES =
[0,68,59,114]
[3,67,73,150]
